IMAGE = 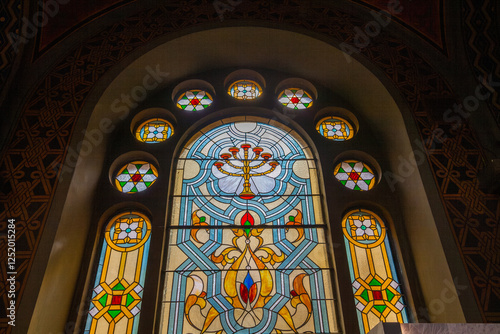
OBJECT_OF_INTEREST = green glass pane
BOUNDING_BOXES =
[108,310,121,319]
[98,294,108,307]
[360,290,369,302]
[113,282,126,291]
[387,289,395,300]
[369,278,382,286]
[374,305,387,313]
[126,294,135,307]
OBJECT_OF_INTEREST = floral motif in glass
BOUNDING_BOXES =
[176,90,213,111]
[334,160,376,191]
[135,118,173,143]
[115,161,158,193]
[316,117,354,141]
[227,80,262,100]
[160,121,338,333]
[342,209,408,333]
[278,88,313,109]
[85,212,152,334]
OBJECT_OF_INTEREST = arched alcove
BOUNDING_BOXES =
[25,26,469,334]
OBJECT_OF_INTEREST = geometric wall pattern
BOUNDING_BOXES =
[0,1,499,331]
[462,0,500,126]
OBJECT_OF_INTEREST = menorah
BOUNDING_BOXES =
[214,144,279,199]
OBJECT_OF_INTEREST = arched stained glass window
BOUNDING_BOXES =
[160,120,338,333]
[342,209,408,333]
[85,212,152,334]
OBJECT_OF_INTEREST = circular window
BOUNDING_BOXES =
[135,118,174,143]
[316,117,354,141]
[176,90,213,111]
[278,88,313,109]
[115,161,158,193]
[227,80,262,100]
[105,211,152,251]
[334,160,376,191]
[342,209,386,248]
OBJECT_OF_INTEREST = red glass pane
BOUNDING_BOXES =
[131,174,142,182]
[111,295,122,305]
[372,290,383,300]
[349,171,360,181]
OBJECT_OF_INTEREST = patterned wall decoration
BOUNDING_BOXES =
[37,0,134,54]
[0,0,23,90]
[463,0,500,126]
[351,0,445,52]
[0,0,499,331]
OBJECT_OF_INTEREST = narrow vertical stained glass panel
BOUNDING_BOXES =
[160,121,338,334]
[135,118,173,143]
[342,209,408,333]
[176,90,213,111]
[85,212,152,334]
[115,161,158,193]
[228,80,262,100]
[278,88,313,109]
[316,117,354,141]
[334,160,376,191]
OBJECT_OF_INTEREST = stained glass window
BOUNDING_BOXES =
[115,161,158,193]
[135,118,173,143]
[85,212,152,334]
[227,80,262,100]
[342,209,408,333]
[278,88,313,109]
[334,160,376,191]
[316,117,354,141]
[176,90,213,111]
[160,121,338,333]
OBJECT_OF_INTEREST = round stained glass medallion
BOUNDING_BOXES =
[278,88,313,109]
[316,117,354,141]
[228,80,262,100]
[334,160,376,191]
[135,118,173,143]
[176,90,213,111]
[115,161,158,193]
[105,211,152,252]
[342,209,386,248]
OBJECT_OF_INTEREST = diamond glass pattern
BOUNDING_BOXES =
[334,160,376,191]
[278,88,313,109]
[176,90,213,111]
[115,161,158,193]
